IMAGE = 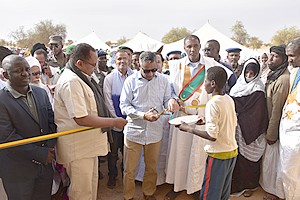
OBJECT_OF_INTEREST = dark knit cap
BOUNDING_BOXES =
[30,43,47,56]
[270,45,287,61]
[0,46,13,62]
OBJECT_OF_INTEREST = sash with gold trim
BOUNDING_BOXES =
[179,64,205,101]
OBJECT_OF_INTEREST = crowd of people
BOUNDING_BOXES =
[0,34,300,200]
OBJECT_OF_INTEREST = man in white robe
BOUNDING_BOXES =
[277,37,300,200]
[165,35,232,198]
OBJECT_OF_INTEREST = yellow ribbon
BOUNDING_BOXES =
[0,127,94,150]
[127,109,170,121]
[184,104,206,109]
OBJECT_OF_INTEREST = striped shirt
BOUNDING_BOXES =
[120,72,171,145]
[236,124,266,162]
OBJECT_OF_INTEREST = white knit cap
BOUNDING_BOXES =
[25,56,41,71]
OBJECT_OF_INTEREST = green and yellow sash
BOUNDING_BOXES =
[179,64,205,101]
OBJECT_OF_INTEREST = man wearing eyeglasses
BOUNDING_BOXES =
[25,56,53,106]
[120,51,177,200]
[103,49,134,189]
[34,49,59,87]
[54,43,127,200]
[165,35,233,200]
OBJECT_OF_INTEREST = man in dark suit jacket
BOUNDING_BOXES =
[0,55,56,200]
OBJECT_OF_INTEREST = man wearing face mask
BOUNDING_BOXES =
[166,51,182,61]
[259,45,290,200]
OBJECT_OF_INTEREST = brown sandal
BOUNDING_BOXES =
[263,193,279,200]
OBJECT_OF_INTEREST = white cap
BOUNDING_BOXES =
[25,56,41,71]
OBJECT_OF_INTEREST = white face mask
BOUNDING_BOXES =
[245,77,255,83]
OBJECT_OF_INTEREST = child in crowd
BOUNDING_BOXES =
[176,66,238,200]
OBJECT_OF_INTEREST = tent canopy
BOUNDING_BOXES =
[120,32,164,52]
[73,32,110,50]
[162,22,259,61]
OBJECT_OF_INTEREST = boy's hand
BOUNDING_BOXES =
[196,116,205,125]
[176,121,193,133]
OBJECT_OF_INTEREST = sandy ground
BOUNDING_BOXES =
[0,160,266,200]
[97,159,267,200]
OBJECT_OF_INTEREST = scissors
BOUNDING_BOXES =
[148,107,171,116]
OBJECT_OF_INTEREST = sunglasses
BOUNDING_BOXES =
[203,48,212,52]
[49,44,59,49]
[142,68,157,73]
[31,71,41,76]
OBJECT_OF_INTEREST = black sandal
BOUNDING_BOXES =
[164,190,181,200]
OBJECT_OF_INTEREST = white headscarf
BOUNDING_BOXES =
[230,58,265,97]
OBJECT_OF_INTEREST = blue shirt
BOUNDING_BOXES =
[120,72,171,145]
[103,68,134,131]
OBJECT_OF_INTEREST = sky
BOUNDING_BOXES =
[1,0,300,44]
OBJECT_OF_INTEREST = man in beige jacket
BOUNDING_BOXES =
[260,45,290,200]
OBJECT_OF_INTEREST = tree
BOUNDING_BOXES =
[65,39,74,46]
[248,36,263,50]
[105,41,113,47]
[271,26,300,46]
[231,21,249,46]
[10,20,67,48]
[10,26,28,47]
[116,36,129,46]
[0,39,9,46]
[162,27,191,44]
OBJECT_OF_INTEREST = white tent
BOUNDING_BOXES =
[73,32,110,50]
[161,22,259,61]
[120,32,164,52]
